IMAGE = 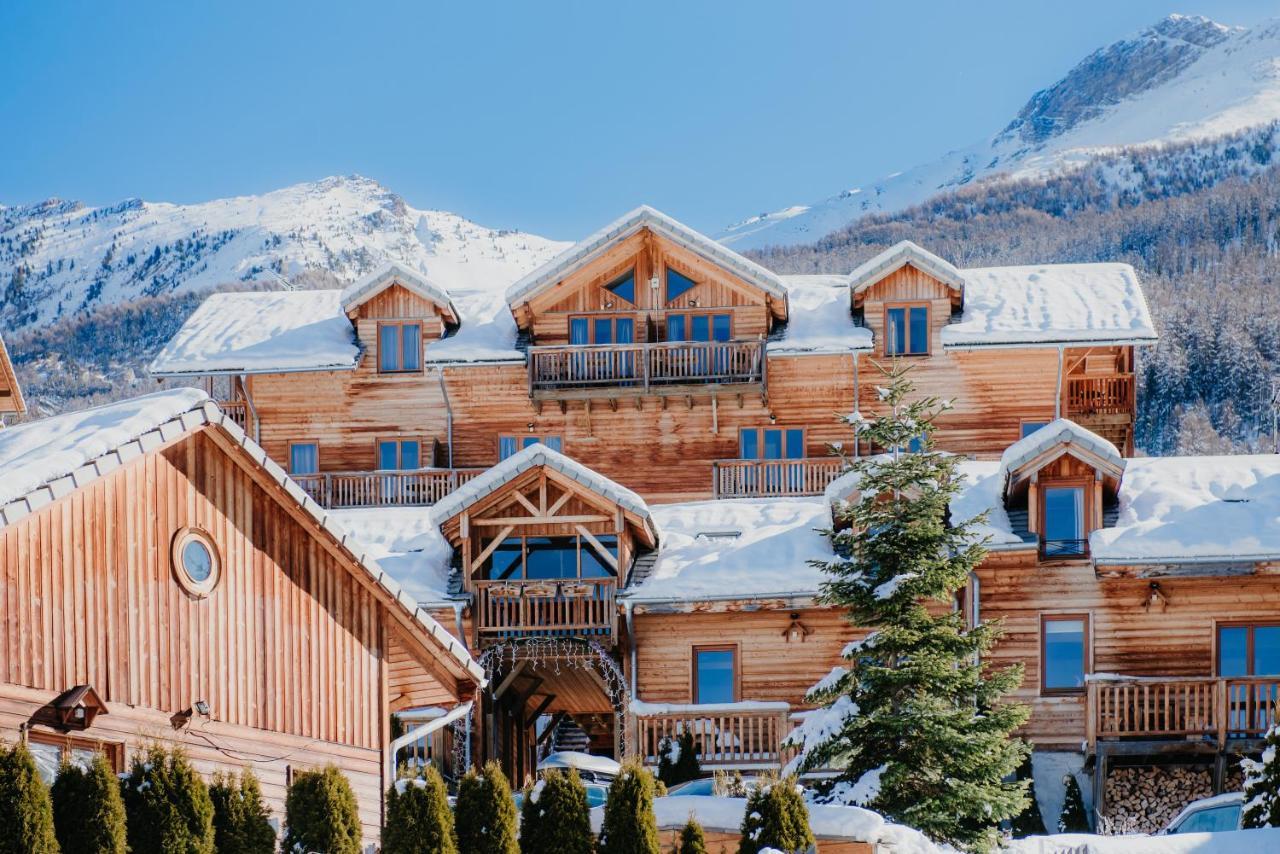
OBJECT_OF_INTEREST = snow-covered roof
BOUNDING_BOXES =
[0,388,484,685]
[423,287,525,365]
[1091,454,1280,565]
[430,442,655,538]
[769,276,873,355]
[848,240,964,296]
[623,497,835,603]
[943,263,1157,348]
[505,206,789,312]
[148,290,360,376]
[327,507,456,607]
[538,751,622,778]
[339,261,459,323]
[998,418,1124,485]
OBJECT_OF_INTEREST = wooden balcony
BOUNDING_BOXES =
[1066,373,1134,417]
[1088,675,1280,753]
[292,468,483,509]
[712,458,845,498]
[473,578,617,645]
[527,340,765,400]
[632,701,793,770]
[219,399,249,431]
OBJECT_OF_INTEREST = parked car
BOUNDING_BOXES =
[665,776,761,797]
[1160,792,1243,834]
[537,751,621,783]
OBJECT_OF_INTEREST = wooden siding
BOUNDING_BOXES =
[630,607,859,706]
[975,551,1280,748]
[0,334,23,415]
[0,683,383,844]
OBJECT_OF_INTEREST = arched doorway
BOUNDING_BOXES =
[477,636,630,784]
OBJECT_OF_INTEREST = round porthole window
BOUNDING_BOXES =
[172,528,221,597]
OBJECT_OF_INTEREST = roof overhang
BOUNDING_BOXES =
[848,240,965,306]
[341,262,460,325]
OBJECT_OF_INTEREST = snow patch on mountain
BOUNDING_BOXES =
[721,14,1280,248]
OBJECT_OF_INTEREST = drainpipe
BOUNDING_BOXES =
[1054,345,1065,420]
[452,602,469,652]
[436,367,454,467]
[851,354,860,459]
[624,601,637,698]
[969,571,982,668]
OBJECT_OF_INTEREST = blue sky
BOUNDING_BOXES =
[1,1,1275,237]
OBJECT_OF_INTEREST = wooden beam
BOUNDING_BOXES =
[512,490,540,516]
[472,525,516,570]
[537,712,567,747]
[493,661,528,700]
[475,514,609,526]
[546,490,573,518]
[576,525,619,572]
[525,694,556,728]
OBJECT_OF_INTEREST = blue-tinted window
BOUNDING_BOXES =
[379,323,421,372]
[694,647,736,704]
[1218,625,1280,676]
[594,317,614,344]
[666,267,697,303]
[379,325,399,371]
[712,314,731,342]
[402,323,421,370]
[485,538,523,580]
[1043,487,1085,557]
[763,429,783,460]
[1021,422,1049,439]
[401,440,420,469]
[615,317,634,344]
[544,436,563,453]
[666,315,687,342]
[606,271,636,304]
[570,317,590,345]
[691,315,710,342]
[1042,617,1086,691]
[785,429,805,459]
[908,307,928,354]
[499,436,519,460]
[581,535,618,579]
[289,443,318,475]
[378,440,399,470]
[739,429,759,460]
[501,435,561,459]
[885,305,928,355]
[1257,627,1280,675]
[886,307,907,355]
[525,537,577,580]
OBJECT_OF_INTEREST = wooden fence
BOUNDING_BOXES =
[1088,675,1280,750]
[292,468,482,508]
[633,702,793,769]
[713,458,845,498]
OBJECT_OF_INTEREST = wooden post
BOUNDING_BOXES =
[1086,680,1098,754]
[1215,679,1229,750]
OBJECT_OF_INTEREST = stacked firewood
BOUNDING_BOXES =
[1101,765,1213,834]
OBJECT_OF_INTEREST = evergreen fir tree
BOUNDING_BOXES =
[282,765,362,854]
[383,765,457,854]
[1010,754,1046,838]
[1244,724,1280,828]
[656,730,700,788]
[209,768,275,854]
[598,759,661,854]
[0,741,58,854]
[518,770,593,854]
[737,774,813,854]
[784,362,1030,851]
[1057,773,1089,833]
[673,817,708,854]
[51,752,127,854]
[121,745,215,854]
[455,762,518,854]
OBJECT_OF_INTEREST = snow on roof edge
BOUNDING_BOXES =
[339,261,459,321]
[998,418,1124,485]
[848,240,964,295]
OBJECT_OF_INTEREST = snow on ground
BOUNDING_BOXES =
[0,387,208,507]
[149,290,359,375]
[943,264,1156,348]
[1091,455,1280,563]
[623,497,835,602]
[1007,827,1280,853]
[770,275,872,355]
[327,507,455,606]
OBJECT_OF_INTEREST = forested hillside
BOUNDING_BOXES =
[751,123,1280,456]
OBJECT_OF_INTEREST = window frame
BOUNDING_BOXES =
[1038,478,1092,560]
[882,301,931,356]
[477,532,619,581]
[665,265,699,304]
[1214,621,1280,676]
[567,313,637,345]
[171,526,221,598]
[288,441,320,475]
[497,434,564,461]
[738,426,806,460]
[602,269,638,307]
[665,311,733,342]
[26,731,124,779]
[691,643,740,704]
[1020,420,1050,439]
[376,437,423,471]
[1039,613,1091,696]
[376,320,423,374]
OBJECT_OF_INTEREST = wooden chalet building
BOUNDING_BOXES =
[146,205,1277,817]
[0,388,484,847]
[0,332,26,424]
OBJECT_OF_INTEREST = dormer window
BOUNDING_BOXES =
[605,270,636,305]
[666,267,697,303]
[884,304,929,356]
[378,321,422,373]
[1041,484,1087,558]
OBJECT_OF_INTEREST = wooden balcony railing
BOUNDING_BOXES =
[473,578,617,644]
[528,340,764,398]
[292,468,483,509]
[1066,373,1134,417]
[1088,675,1280,752]
[712,458,845,498]
[631,701,793,770]
[218,399,250,431]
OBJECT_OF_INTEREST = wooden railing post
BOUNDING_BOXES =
[1086,680,1098,753]
[1216,679,1228,750]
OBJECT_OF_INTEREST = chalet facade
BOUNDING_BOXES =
[143,204,1275,816]
[0,332,26,423]
[0,389,483,847]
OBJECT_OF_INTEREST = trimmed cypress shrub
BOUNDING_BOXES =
[456,762,518,854]
[120,744,215,854]
[209,768,275,854]
[737,775,813,854]
[0,741,58,854]
[51,752,127,854]
[518,769,593,854]
[283,765,362,854]
[598,759,660,854]
[383,765,457,854]
[674,817,708,854]
[656,731,700,788]
[1057,773,1089,833]
[1010,754,1046,838]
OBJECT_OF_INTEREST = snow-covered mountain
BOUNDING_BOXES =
[0,175,569,331]
[721,14,1280,248]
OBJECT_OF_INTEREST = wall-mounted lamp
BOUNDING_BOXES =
[171,700,212,730]
[1144,581,1169,612]
[769,413,777,424]
[526,423,535,433]
[783,613,812,643]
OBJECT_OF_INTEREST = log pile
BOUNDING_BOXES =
[1101,765,1213,834]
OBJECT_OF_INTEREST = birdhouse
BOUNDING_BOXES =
[43,685,108,732]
